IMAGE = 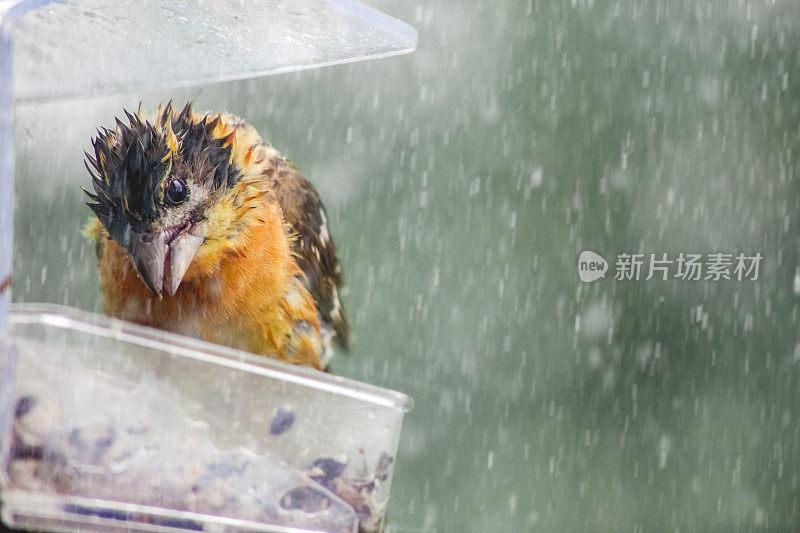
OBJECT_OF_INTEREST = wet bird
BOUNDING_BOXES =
[83,103,349,370]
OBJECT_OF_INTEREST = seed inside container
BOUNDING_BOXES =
[269,406,296,436]
[308,455,348,487]
[14,396,37,419]
[280,486,332,513]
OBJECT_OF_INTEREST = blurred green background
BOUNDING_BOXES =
[12,0,800,530]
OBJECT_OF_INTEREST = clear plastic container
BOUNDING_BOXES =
[1,304,412,532]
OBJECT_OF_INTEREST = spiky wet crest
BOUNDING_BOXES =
[83,102,243,249]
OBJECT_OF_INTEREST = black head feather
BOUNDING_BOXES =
[84,103,241,247]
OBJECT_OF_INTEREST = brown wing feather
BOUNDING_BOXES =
[266,156,350,349]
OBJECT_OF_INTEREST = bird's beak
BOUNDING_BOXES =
[130,230,205,297]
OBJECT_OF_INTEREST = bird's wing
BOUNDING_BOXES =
[267,160,350,350]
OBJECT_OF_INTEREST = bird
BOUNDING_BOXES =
[83,102,349,371]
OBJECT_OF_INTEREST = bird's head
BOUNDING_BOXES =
[84,103,263,297]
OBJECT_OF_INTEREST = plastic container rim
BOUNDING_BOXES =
[1,489,340,533]
[7,303,413,413]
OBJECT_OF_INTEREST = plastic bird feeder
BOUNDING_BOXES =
[0,2,416,531]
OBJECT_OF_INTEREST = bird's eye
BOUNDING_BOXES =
[165,178,188,205]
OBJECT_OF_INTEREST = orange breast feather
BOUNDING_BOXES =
[95,201,324,370]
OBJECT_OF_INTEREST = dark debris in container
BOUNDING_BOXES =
[305,451,395,532]
[308,454,349,488]
[269,406,296,435]
[14,395,37,419]
[280,485,332,513]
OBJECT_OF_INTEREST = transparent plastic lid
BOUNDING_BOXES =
[12,0,418,102]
